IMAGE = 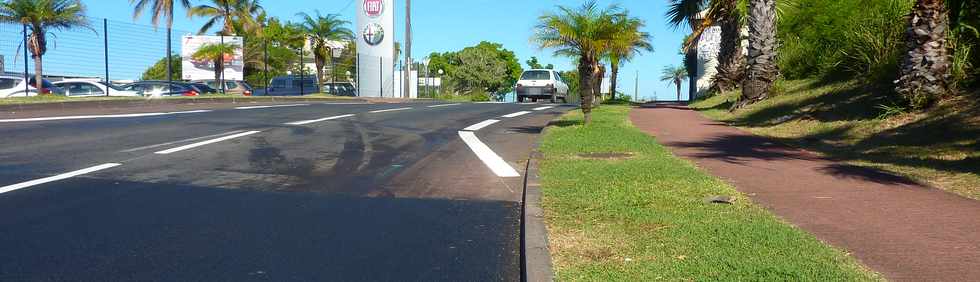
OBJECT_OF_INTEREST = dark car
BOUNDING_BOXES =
[190,83,219,94]
[192,80,253,96]
[323,82,357,97]
[120,81,199,97]
[254,75,319,96]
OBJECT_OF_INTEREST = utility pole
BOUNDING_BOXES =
[634,70,638,102]
[403,0,412,98]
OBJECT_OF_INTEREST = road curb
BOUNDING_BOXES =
[521,119,555,282]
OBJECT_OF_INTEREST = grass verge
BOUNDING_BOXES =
[538,105,879,281]
[690,79,980,200]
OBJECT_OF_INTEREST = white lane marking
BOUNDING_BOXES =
[427,103,461,108]
[476,102,514,104]
[463,119,500,131]
[285,114,355,126]
[458,131,521,178]
[154,131,261,155]
[0,110,213,123]
[234,104,310,110]
[120,130,247,153]
[0,163,122,194]
[502,111,531,118]
[369,107,413,113]
[533,106,554,111]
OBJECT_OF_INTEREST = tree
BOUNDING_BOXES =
[660,65,688,101]
[895,0,952,109]
[141,54,181,80]
[448,42,521,95]
[685,0,746,93]
[0,0,89,92]
[192,42,239,82]
[526,56,554,69]
[189,0,262,35]
[129,0,190,29]
[534,1,623,124]
[736,0,779,109]
[296,11,354,85]
[608,13,653,100]
[666,0,706,102]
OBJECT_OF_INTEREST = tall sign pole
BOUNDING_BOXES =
[404,0,412,98]
[357,0,394,97]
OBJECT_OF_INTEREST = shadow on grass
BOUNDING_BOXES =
[547,120,582,128]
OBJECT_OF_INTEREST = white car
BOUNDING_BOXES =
[54,79,140,97]
[0,75,38,98]
[515,69,569,103]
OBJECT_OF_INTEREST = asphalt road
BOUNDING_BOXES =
[0,101,571,281]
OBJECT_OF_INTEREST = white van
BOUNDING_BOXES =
[515,69,569,103]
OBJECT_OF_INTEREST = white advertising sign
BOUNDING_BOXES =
[357,0,395,97]
[181,35,244,81]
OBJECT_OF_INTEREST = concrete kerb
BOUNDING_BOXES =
[521,117,558,282]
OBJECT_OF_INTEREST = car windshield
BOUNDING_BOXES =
[521,71,551,80]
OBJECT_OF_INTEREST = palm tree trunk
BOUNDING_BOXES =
[578,57,595,125]
[315,56,325,87]
[739,0,779,109]
[33,55,43,94]
[896,0,950,109]
[213,59,221,83]
[684,48,698,101]
[609,60,619,101]
[592,64,605,106]
[714,14,744,93]
[676,80,682,101]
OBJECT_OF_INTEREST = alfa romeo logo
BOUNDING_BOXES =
[362,23,384,46]
[363,0,384,18]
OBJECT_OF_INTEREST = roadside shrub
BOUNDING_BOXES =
[469,90,491,102]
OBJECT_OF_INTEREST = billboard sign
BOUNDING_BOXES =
[181,35,244,81]
[357,0,394,97]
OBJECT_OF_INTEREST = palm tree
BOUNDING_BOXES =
[607,14,653,100]
[685,0,745,93]
[660,65,688,101]
[737,0,778,109]
[192,42,239,83]
[296,11,354,85]
[533,1,623,124]
[895,0,952,109]
[189,0,262,35]
[129,0,190,84]
[0,0,89,92]
[666,0,705,101]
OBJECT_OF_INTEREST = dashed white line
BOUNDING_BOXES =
[0,110,213,123]
[285,114,355,125]
[463,119,500,131]
[0,163,122,194]
[476,101,514,104]
[458,131,521,178]
[533,106,554,111]
[502,111,531,118]
[120,130,246,153]
[427,103,461,108]
[369,107,413,113]
[234,104,310,110]
[154,131,261,155]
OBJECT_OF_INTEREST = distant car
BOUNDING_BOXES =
[192,79,253,96]
[254,75,319,96]
[0,75,38,98]
[53,79,140,97]
[515,69,568,103]
[120,81,199,97]
[323,82,357,97]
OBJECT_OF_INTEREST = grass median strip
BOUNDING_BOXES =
[537,105,879,281]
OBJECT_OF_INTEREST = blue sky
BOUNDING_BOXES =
[80,0,690,101]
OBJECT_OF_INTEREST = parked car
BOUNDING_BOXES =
[254,75,319,96]
[53,79,140,97]
[120,81,200,97]
[191,79,254,96]
[515,69,568,103]
[189,83,219,94]
[27,77,65,95]
[323,82,357,97]
[0,75,38,98]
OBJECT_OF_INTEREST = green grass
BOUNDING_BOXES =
[691,79,980,200]
[0,94,355,105]
[538,105,879,281]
